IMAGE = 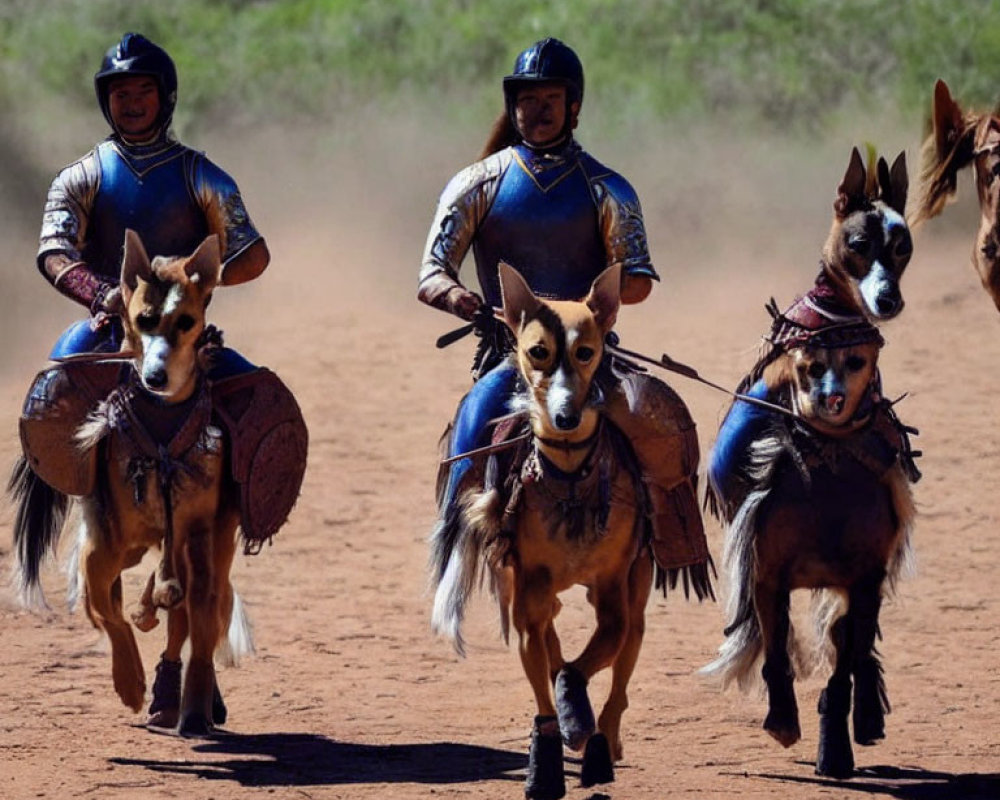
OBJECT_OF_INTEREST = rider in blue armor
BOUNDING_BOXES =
[37,33,269,375]
[420,38,709,575]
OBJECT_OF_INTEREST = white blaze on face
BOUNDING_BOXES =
[544,328,583,430]
[139,284,188,395]
[859,206,906,319]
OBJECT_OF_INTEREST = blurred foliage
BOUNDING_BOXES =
[0,0,999,136]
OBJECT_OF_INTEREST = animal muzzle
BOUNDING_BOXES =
[859,263,904,320]
[553,411,581,431]
[823,393,846,415]
[544,372,587,433]
[143,365,169,391]
[139,337,175,395]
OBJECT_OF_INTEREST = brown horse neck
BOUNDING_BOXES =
[814,264,864,316]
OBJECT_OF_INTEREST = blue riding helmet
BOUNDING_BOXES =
[95,32,178,133]
[503,38,584,140]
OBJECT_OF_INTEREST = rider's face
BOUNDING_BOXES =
[107,76,161,140]
[515,83,572,147]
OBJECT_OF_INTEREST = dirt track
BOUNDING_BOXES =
[1,123,998,799]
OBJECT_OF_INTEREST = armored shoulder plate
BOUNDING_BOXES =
[19,360,124,495]
[211,368,308,550]
[37,149,101,270]
[582,155,657,280]
[418,149,513,306]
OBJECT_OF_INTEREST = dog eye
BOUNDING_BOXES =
[175,314,196,332]
[575,346,595,363]
[892,232,913,260]
[136,312,161,332]
[847,233,870,254]
[845,355,867,372]
[528,344,549,361]
[807,362,827,379]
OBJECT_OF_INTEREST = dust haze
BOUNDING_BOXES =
[3,86,1000,800]
[0,99,986,384]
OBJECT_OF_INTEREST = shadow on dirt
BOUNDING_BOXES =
[738,763,1000,800]
[111,731,527,787]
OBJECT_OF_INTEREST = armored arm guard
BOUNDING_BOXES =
[192,154,264,268]
[591,172,658,281]
[37,152,100,277]
[37,152,117,310]
[418,152,509,311]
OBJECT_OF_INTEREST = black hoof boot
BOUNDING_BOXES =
[852,662,886,745]
[146,654,181,729]
[816,686,854,778]
[762,662,801,747]
[554,665,595,751]
[525,716,565,800]
[178,709,213,738]
[852,704,885,746]
[212,680,228,726]
[580,732,614,787]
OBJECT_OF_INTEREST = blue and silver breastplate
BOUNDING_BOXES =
[473,143,606,307]
[85,139,209,279]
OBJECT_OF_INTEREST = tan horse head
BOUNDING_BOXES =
[913,79,1000,310]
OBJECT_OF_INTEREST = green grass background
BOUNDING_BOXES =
[2,0,997,136]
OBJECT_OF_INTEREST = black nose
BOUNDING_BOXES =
[554,412,579,431]
[875,293,902,317]
[145,367,168,390]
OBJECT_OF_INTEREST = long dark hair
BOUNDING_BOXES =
[479,111,520,159]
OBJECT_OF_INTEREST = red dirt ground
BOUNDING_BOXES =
[1,125,998,799]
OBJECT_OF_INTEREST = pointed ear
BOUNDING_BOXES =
[183,234,222,290]
[885,151,908,216]
[834,147,867,218]
[498,262,542,333]
[585,264,621,333]
[762,351,794,393]
[932,79,965,160]
[120,228,152,297]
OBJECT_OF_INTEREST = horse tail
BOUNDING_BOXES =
[701,431,790,689]
[430,484,505,657]
[64,508,87,612]
[700,483,766,689]
[8,456,69,608]
[884,463,917,593]
[810,587,848,675]
[215,586,256,668]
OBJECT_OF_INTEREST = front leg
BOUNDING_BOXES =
[816,613,854,777]
[79,528,146,712]
[178,524,220,737]
[756,580,800,747]
[513,568,564,800]
[850,571,888,747]
[513,567,558,720]
[558,574,629,752]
